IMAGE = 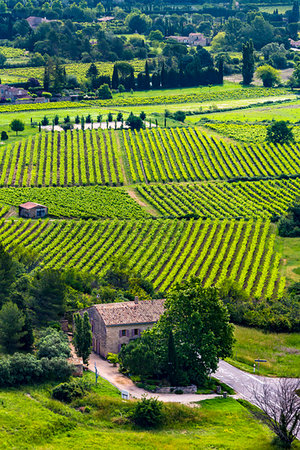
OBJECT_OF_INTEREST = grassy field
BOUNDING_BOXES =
[197,100,300,123]
[275,235,300,286]
[0,377,279,449]
[228,325,300,377]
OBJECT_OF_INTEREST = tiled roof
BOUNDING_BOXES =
[19,202,46,209]
[95,299,165,326]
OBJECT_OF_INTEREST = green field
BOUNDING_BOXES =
[228,325,300,377]
[0,218,284,298]
[0,382,277,449]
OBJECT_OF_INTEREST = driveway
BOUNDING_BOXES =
[88,352,221,404]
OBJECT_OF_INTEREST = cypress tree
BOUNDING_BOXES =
[129,67,135,90]
[217,57,224,85]
[242,40,254,86]
[167,330,178,386]
[161,63,167,88]
[112,65,119,90]
[43,66,50,91]
[145,60,150,89]
[73,312,92,365]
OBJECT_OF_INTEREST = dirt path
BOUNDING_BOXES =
[126,187,159,217]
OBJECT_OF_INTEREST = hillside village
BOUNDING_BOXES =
[0,0,299,448]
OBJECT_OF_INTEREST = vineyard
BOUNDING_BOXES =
[136,177,300,219]
[0,130,123,187]
[122,127,300,183]
[203,122,300,143]
[0,186,148,219]
[0,86,290,114]
[0,218,284,298]
[2,128,300,188]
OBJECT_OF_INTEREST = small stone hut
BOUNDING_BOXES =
[79,298,165,357]
[19,202,48,219]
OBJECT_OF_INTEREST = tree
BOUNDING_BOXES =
[140,111,146,121]
[125,12,152,34]
[0,301,26,354]
[10,119,25,135]
[242,40,254,85]
[251,379,300,448]
[266,121,294,145]
[288,62,300,88]
[97,84,112,99]
[86,63,98,80]
[73,312,92,365]
[145,60,150,90]
[112,65,119,90]
[0,244,17,307]
[173,111,186,122]
[126,113,144,131]
[256,64,280,87]
[1,131,8,141]
[160,279,234,385]
[149,30,164,41]
[167,330,178,386]
[0,53,6,68]
[31,269,66,324]
[43,66,50,91]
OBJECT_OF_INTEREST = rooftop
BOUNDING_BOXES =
[19,202,46,209]
[95,299,165,326]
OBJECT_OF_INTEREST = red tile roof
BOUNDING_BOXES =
[19,202,46,209]
[95,299,165,326]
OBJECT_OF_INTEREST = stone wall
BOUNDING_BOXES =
[105,323,154,356]
[155,385,197,394]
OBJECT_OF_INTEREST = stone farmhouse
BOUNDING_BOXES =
[80,298,165,357]
[167,32,209,47]
[0,85,28,102]
[19,202,48,218]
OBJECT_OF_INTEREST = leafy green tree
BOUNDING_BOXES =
[31,269,66,324]
[125,12,152,34]
[0,301,26,354]
[126,112,144,131]
[266,121,294,145]
[10,119,25,135]
[73,312,92,365]
[97,84,112,99]
[289,62,300,88]
[149,30,164,41]
[167,330,178,386]
[242,40,254,85]
[256,64,280,87]
[86,63,98,80]
[161,279,234,384]
[173,111,186,122]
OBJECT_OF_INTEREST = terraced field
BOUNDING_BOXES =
[0,218,284,298]
[136,178,300,219]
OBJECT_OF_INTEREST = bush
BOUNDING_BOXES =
[52,379,90,403]
[1,131,8,140]
[132,396,163,428]
[36,328,71,359]
[173,111,186,122]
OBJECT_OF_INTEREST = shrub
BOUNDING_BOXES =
[132,396,163,428]
[1,131,8,140]
[36,328,71,359]
[52,379,89,403]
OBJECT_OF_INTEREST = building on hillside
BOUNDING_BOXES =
[289,38,300,49]
[79,297,165,357]
[26,16,49,29]
[0,84,28,102]
[19,202,48,218]
[167,32,209,47]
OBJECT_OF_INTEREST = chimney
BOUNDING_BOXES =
[134,296,139,304]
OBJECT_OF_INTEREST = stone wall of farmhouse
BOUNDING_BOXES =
[104,323,155,356]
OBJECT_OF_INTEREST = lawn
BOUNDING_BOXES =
[227,325,300,377]
[0,378,280,449]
